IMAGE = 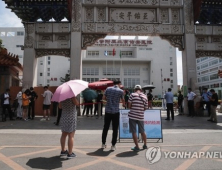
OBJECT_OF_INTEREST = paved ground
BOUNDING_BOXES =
[0,110,222,170]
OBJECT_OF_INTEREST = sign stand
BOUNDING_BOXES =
[119,109,163,143]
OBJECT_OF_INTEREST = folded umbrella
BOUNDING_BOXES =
[51,80,88,102]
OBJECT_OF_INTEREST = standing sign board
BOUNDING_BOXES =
[144,110,162,140]
[119,109,163,142]
[119,109,138,139]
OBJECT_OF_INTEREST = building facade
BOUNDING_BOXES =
[82,36,178,98]
[196,57,222,98]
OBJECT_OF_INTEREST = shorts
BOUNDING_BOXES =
[43,104,50,110]
[129,118,145,133]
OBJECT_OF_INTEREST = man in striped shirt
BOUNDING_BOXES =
[101,80,125,151]
[128,85,148,151]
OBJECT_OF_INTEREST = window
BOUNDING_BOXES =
[47,79,50,83]
[40,61,43,65]
[170,62,173,65]
[40,73,43,76]
[83,68,99,75]
[210,67,218,72]
[47,73,50,76]
[0,32,5,36]
[47,68,50,71]
[82,78,99,83]
[123,68,140,76]
[121,51,133,57]
[87,51,99,57]
[219,59,222,63]
[198,78,201,82]
[103,67,120,75]
[201,63,208,69]
[7,32,15,36]
[170,73,173,77]
[201,70,208,74]
[48,61,50,65]
[201,76,209,82]
[124,78,140,88]
[209,59,218,66]
[171,84,173,88]
[170,68,173,72]
[171,80,173,83]
[196,59,200,63]
[16,45,23,48]
[48,56,51,60]
[18,55,23,58]
[197,66,200,70]
[201,57,208,61]
[68,70,70,73]
[17,31,24,36]
[143,80,148,83]
[170,57,173,61]
[210,74,218,80]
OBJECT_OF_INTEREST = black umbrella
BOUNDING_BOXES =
[142,85,156,90]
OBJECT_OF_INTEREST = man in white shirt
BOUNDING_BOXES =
[1,89,14,121]
[41,86,53,121]
[187,88,196,117]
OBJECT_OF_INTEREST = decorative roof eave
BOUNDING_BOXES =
[3,0,71,22]
[0,49,23,71]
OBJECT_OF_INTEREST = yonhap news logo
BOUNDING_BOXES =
[146,146,222,164]
[146,147,161,164]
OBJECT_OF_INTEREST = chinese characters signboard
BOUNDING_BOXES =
[110,8,156,23]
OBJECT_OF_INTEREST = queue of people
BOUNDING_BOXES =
[0,82,220,159]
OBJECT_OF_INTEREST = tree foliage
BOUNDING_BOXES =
[60,74,70,83]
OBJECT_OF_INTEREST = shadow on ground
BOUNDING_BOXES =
[87,148,113,157]
[26,156,67,169]
[115,150,139,157]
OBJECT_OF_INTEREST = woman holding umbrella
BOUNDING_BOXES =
[51,80,88,159]
[59,97,79,159]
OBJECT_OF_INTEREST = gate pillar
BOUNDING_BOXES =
[23,23,37,88]
[182,0,197,114]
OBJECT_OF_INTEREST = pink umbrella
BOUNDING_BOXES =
[51,80,88,102]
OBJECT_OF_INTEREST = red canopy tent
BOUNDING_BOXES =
[88,79,114,90]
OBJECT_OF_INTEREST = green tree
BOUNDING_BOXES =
[60,74,70,83]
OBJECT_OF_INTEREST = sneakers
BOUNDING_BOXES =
[101,144,106,149]
[46,118,50,121]
[60,150,68,156]
[131,146,140,152]
[143,145,148,149]
[40,118,46,121]
[111,145,116,151]
[67,152,77,159]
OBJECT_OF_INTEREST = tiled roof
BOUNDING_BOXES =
[0,49,23,71]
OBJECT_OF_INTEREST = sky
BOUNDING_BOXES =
[0,0,183,85]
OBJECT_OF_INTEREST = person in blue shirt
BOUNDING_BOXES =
[201,88,212,117]
[165,88,174,120]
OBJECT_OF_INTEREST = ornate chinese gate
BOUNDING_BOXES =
[3,0,222,92]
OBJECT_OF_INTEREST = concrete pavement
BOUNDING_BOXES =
[0,111,222,170]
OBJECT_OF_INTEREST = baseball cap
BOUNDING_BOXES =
[134,85,142,90]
